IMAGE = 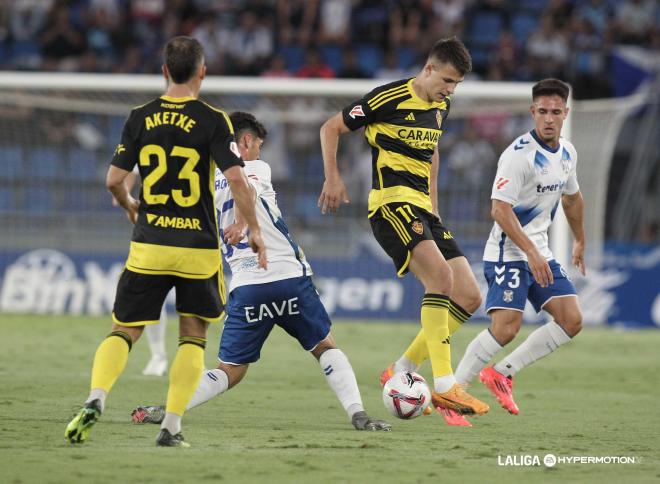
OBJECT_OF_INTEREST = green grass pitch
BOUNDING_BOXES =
[0,314,658,483]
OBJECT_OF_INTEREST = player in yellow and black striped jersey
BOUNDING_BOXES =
[319,37,489,425]
[65,36,266,449]
[112,95,241,280]
[342,76,450,215]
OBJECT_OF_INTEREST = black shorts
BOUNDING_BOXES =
[369,202,464,276]
[112,269,225,326]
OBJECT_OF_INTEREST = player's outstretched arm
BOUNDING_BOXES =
[318,112,351,214]
[562,191,586,275]
[491,200,553,287]
[106,165,139,224]
[223,165,267,269]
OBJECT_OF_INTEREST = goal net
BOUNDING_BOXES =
[0,73,643,319]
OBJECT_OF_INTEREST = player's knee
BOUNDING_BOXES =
[178,315,208,337]
[427,265,453,295]
[462,290,482,314]
[311,338,338,360]
[219,363,248,389]
[501,325,520,345]
[562,312,582,337]
[492,319,521,345]
[111,323,143,344]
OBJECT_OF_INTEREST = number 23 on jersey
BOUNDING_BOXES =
[140,144,201,207]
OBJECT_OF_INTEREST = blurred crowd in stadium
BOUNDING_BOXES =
[0,0,658,99]
[0,0,658,245]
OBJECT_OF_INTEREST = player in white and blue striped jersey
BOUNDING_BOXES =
[132,112,390,431]
[455,79,586,416]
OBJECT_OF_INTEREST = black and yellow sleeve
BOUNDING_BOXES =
[110,112,138,171]
[341,78,411,131]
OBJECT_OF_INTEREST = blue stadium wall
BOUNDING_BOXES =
[0,243,658,328]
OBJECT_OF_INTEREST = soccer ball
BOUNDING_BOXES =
[382,371,432,419]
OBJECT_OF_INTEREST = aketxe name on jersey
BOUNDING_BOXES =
[484,129,580,263]
[144,111,196,132]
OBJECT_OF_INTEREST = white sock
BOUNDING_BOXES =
[394,356,417,372]
[494,321,572,378]
[433,374,457,393]
[161,412,181,435]
[455,329,503,384]
[319,349,364,419]
[86,388,107,412]
[186,368,229,410]
[145,310,168,359]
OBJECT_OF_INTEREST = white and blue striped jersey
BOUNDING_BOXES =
[483,130,579,263]
[214,160,312,291]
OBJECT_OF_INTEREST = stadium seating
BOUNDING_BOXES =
[10,40,40,65]
[23,184,56,213]
[467,13,503,47]
[27,147,60,180]
[468,47,490,71]
[511,14,539,44]
[1,145,25,180]
[108,117,125,149]
[278,45,305,72]
[396,46,419,70]
[0,186,15,211]
[68,149,101,181]
[320,45,344,73]
[513,0,548,14]
[355,43,382,77]
[293,193,323,221]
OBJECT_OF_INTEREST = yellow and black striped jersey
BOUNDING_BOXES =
[342,78,449,214]
[111,95,243,279]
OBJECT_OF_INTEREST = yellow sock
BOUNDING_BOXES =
[403,300,473,366]
[448,300,471,334]
[403,329,428,367]
[421,294,451,378]
[165,337,206,416]
[90,331,131,393]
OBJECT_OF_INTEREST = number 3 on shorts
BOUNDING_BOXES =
[508,268,520,288]
[495,265,520,289]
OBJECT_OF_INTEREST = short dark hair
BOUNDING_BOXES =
[428,37,472,75]
[163,36,204,84]
[532,78,570,102]
[229,111,268,141]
